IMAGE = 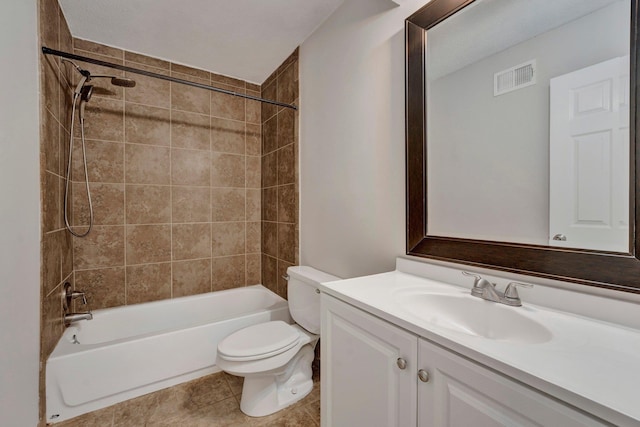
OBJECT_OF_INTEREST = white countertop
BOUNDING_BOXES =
[320,270,640,427]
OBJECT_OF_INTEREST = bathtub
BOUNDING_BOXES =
[46,285,291,423]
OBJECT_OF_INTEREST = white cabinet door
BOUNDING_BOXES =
[321,295,418,427]
[417,338,607,427]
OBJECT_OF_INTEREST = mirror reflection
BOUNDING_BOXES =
[426,0,630,252]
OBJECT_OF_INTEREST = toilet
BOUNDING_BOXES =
[216,266,339,417]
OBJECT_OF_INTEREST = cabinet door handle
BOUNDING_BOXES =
[396,358,407,370]
[418,369,430,382]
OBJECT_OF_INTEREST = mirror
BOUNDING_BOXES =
[426,0,630,252]
[406,0,640,293]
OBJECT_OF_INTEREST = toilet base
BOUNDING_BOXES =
[239,344,315,417]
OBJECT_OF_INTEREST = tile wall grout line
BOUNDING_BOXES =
[209,72,214,294]
[123,81,128,306]
[169,74,174,300]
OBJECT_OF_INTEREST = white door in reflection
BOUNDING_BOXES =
[549,56,629,252]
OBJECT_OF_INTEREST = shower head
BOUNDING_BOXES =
[110,77,136,88]
[80,85,93,102]
[90,74,136,88]
[79,85,93,120]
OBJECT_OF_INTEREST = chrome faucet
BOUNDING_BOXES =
[62,282,93,325]
[64,312,93,325]
[462,272,532,307]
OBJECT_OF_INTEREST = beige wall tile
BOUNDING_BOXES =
[126,263,172,304]
[72,139,124,183]
[125,51,170,70]
[246,93,261,124]
[246,222,261,254]
[73,225,125,269]
[172,186,210,223]
[61,230,73,279]
[261,254,277,294]
[42,110,60,174]
[212,255,245,291]
[277,143,296,186]
[74,38,123,59]
[59,7,73,52]
[211,222,245,257]
[42,231,62,296]
[172,223,211,261]
[246,254,261,285]
[42,171,61,233]
[211,117,245,154]
[277,61,299,105]
[277,260,294,300]
[262,187,277,222]
[172,110,210,150]
[172,259,211,297]
[125,103,170,146]
[246,156,261,188]
[211,85,245,121]
[171,82,210,115]
[171,148,210,186]
[171,63,210,81]
[81,97,124,141]
[125,144,170,185]
[262,115,277,154]
[277,109,295,149]
[278,223,296,263]
[124,66,170,109]
[40,0,59,52]
[211,188,245,222]
[125,185,171,224]
[75,267,126,309]
[261,80,277,122]
[211,73,246,89]
[73,182,125,226]
[262,221,277,257]
[211,153,245,188]
[42,55,60,120]
[42,282,64,359]
[246,123,261,156]
[261,151,277,188]
[126,224,171,264]
[278,184,297,223]
[246,189,261,222]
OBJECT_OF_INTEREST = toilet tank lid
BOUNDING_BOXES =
[287,266,341,285]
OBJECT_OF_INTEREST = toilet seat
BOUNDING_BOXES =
[217,321,300,362]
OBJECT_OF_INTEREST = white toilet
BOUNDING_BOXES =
[216,266,339,417]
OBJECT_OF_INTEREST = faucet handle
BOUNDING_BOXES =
[463,271,495,298]
[504,282,533,306]
[461,271,481,281]
[70,291,88,305]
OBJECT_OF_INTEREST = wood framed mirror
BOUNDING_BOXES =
[406,0,640,293]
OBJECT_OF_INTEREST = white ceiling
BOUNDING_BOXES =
[58,0,345,84]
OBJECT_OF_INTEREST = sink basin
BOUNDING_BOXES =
[395,291,552,344]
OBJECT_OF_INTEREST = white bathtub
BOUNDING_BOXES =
[46,285,291,423]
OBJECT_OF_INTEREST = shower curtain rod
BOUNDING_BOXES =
[42,46,298,111]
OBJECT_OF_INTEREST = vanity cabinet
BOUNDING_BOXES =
[321,294,607,427]
[321,293,417,426]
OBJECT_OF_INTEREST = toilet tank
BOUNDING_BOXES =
[287,266,340,334]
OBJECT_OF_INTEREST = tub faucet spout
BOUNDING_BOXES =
[65,311,93,326]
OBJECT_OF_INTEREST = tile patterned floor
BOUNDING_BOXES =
[52,371,320,427]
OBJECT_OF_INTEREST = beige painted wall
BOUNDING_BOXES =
[299,0,427,278]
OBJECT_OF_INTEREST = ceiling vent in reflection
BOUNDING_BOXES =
[494,60,536,96]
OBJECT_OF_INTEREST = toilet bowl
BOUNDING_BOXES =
[216,266,339,417]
